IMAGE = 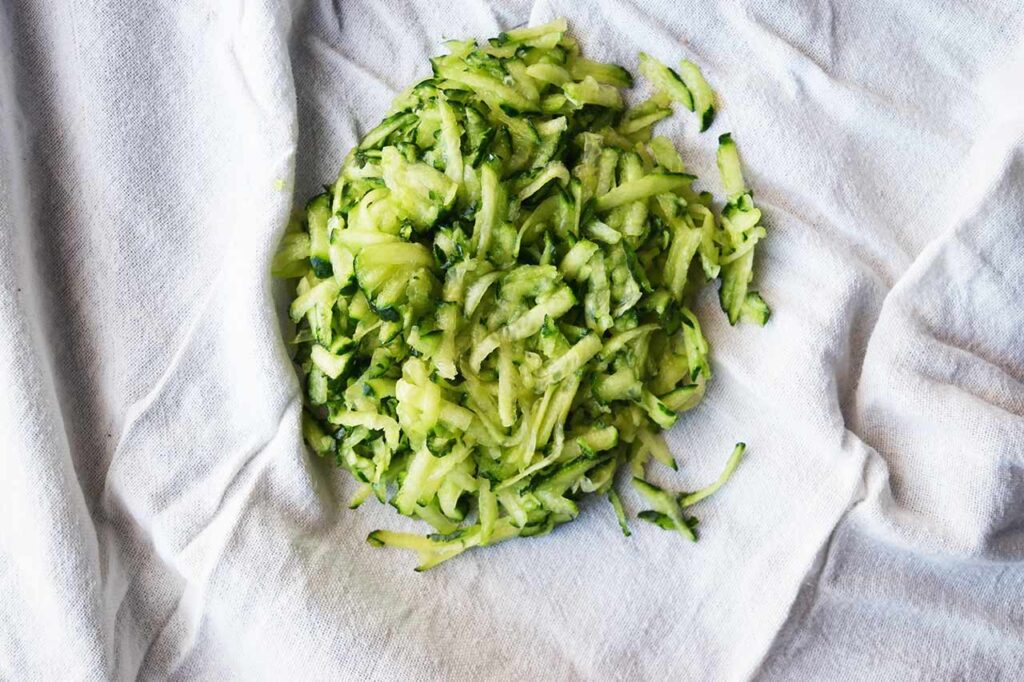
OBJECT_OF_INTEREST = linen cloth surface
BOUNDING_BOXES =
[1,0,1022,679]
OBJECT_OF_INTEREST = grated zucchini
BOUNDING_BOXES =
[276,19,770,570]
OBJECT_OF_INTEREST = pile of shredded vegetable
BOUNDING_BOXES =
[273,18,769,570]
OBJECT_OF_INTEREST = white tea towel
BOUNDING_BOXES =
[1,1,1022,680]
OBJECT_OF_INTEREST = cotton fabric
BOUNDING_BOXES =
[1,1,1022,679]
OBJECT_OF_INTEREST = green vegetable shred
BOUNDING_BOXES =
[275,18,768,570]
